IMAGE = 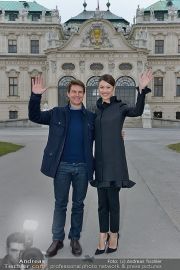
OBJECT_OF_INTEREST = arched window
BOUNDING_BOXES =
[115,76,136,106]
[86,76,100,112]
[58,76,76,106]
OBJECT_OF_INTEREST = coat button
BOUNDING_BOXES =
[49,152,53,156]
[58,122,61,125]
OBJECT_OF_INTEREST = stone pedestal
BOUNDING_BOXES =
[142,104,152,128]
[41,102,49,128]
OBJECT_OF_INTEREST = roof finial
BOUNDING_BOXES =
[166,0,173,7]
[83,0,87,11]
[96,0,100,11]
[106,0,110,11]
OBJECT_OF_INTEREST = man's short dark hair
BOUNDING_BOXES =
[6,232,25,248]
[67,80,86,93]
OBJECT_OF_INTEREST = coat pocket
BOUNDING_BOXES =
[41,148,55,172]
[50,121,66,136]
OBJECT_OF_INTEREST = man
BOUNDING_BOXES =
[28,76,95,257]
[0,232,25,270]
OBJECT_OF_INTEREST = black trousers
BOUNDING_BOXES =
[97,187,120,233]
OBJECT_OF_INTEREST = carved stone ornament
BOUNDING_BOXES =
[6,69,20,77]
[175,71,180,77]
[0,66,6,71]
[29,69,41,77]
[108,63,115,72]
[79,61,85,73]
[153,69,165,76]
[145,62,152,69]
[165,65,175,71]
[80,22,113,49]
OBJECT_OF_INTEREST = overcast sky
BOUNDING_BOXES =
[35,0,156,23]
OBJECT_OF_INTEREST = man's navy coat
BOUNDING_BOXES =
[28,93,95,181]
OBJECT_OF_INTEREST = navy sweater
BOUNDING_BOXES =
[61,108,85,163]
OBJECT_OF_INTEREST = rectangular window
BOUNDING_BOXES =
[155,40,164,54]
[32,14,40,21]
[9,77,18,96]
[155,12,164,21]
[178,40,180,53]
[176,78,180,96]
[9,111,18,119]
[9,13,18,21]
[176,112,180,119]
[8,40,17,53]
[31,40,39,54]
[154,112,162,119]
[154,77,163,96]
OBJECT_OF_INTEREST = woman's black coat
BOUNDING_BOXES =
[93,87,151,188]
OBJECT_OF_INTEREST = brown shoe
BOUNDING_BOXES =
[70,239,82,256]
[46,240,64,257]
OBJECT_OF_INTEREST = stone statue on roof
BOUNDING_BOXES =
[42,10,46,17]
[149,7,155,19]
[168,4,178,18]
[136,5,144,17]
[19,8,28,17]
[51,7,61,23]
[52,7,60,18]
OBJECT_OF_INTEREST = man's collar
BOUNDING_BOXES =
[66,103,86,114]
[70,105,82,110]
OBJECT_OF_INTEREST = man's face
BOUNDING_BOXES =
[67,85,85,107]
[8,242,25,264]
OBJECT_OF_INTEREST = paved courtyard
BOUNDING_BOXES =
[0,127,180,258]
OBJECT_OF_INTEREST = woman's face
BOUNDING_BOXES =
[98,80,114,102]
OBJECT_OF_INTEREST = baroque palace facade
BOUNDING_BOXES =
[0,0,180,122]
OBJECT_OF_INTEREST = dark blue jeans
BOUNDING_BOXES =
[52,162,88,241]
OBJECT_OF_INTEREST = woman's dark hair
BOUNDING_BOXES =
[68,80,85,93]
[98,74,115,87]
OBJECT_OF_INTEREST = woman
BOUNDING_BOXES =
[91,70,153,255]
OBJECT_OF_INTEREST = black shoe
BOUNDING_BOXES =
[46,240,64,257]
[95,233,110,255]
[70,239,82,256]
[106,233,119,254]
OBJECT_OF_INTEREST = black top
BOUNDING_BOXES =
[96,96,121,189]
[91,87,151,189]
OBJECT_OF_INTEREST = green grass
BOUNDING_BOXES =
[0,141,24,156]
[167,143,180,153]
